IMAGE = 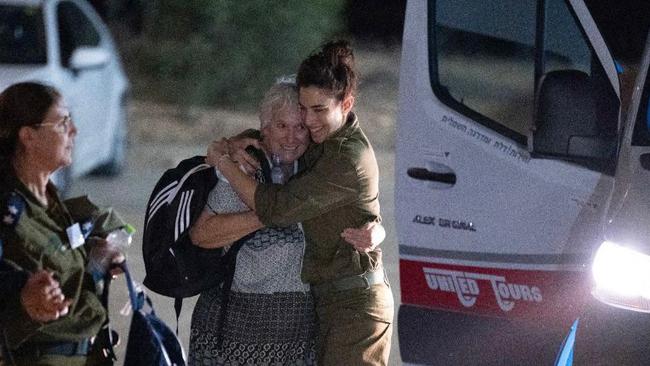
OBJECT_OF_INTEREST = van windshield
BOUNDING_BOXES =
[0,5,46,64]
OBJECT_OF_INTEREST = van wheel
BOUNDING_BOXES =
[92,107,127,176]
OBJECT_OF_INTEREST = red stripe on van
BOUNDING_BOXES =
[400,259,590,323]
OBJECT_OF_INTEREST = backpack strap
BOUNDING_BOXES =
[169,231,193,335]
[173,298,183,336]
[1,328,15,366]
[90,268,122,365]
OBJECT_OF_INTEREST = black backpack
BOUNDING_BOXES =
[142,156,246,323]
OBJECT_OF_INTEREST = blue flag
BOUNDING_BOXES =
[555,318,579,366]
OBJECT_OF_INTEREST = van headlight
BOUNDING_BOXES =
[592,240,650,312]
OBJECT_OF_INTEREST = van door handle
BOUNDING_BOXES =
[407,167,456,184]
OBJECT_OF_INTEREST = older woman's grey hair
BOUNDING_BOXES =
[258,81,300,130]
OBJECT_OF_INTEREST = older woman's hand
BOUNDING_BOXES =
[341,222,386,253]
[20,270,72,322]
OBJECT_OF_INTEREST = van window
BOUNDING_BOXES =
[430,0,610,145]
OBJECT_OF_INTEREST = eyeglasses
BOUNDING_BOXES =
[34,115,74,133]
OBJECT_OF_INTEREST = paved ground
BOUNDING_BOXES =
[68,141,402,365]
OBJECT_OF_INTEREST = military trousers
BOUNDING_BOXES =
[313,281,394,366]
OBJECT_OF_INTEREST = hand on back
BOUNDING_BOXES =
[341,222,386,253]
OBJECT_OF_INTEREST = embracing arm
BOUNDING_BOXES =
[208,141,361,227]
[202,152,383,250]
[189,209,263,248]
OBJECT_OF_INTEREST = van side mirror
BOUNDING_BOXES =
[69,46,110,71]
[531,70,616,163]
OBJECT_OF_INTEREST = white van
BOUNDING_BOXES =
[395,0,650,364]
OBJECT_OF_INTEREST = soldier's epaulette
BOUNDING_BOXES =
[1,192,26,228]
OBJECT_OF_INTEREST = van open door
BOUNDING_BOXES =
[395,0,641,364]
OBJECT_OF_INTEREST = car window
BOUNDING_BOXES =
[429,0,614,145]
[0,5,46,64]
[57,1,100,67]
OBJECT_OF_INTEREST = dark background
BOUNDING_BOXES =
[345,0,649,62]
[584,0,650,62]
[97,1,647,60]
[89,0,649,109]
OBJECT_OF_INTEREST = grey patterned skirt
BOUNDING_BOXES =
[189,286,317,365]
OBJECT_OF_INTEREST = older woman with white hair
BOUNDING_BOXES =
[187,78,384,366]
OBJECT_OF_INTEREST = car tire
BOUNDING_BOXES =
[91,104,127,176]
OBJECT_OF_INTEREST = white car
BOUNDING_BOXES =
[0,0,129,191]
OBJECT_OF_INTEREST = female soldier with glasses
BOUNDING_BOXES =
[0,82,127,366]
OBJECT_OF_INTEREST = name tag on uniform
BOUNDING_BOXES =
[66,223,85,249]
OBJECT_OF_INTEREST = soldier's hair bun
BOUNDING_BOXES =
[297,40,358,101]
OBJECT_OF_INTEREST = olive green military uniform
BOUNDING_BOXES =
[0,168,125,366]
[255,113,394,365]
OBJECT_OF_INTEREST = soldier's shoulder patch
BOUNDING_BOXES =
[1,192,26,228]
